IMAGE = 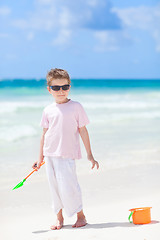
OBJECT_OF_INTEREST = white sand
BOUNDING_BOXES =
[1,163,160,240]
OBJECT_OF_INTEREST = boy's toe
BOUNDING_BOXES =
[50,225,57,230]
[57,224,63,230]
[72,223,76,228]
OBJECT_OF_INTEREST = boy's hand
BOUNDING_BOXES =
[32,161,43,170]
[88,154,99,170]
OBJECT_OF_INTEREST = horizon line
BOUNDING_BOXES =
[1,78,160,81]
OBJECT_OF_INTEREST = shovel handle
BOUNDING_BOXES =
[128,211,133,223]
[25,161,45,180]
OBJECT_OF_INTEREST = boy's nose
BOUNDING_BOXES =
[59,88,64,93]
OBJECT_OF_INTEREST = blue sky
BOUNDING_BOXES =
[0,0,160,79]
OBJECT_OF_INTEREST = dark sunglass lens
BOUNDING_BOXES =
[62,85,70,90]
[50,86,60,91]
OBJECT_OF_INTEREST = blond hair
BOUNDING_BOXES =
[46,68,71,86]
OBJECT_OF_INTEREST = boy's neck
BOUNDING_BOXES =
[55,98,70,104]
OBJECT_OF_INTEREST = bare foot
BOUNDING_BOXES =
[72,217,87,228]
[51,209,64,230]
[50,219,64,230]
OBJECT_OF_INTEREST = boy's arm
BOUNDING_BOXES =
[79,126,99,169]
[32,128,48,169]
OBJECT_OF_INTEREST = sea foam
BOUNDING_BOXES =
[0,125,37,142]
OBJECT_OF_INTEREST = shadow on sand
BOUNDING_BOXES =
[32,220,159,234]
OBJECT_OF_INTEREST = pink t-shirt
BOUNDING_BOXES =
[40,100,89,159]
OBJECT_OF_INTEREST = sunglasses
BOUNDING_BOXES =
[50,84,70,91]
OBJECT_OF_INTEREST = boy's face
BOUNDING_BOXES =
[47,78,71,104]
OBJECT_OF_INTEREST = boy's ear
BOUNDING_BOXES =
[47,86,51,93]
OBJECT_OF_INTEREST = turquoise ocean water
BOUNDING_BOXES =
[0,79,160,183]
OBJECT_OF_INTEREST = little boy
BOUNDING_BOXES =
[32,68,99,230]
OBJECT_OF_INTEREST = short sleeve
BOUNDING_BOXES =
[40,110,49,128]
[76,103,90,128]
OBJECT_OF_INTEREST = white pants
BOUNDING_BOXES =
[45,156,83,217]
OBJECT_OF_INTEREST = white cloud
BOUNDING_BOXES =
[153,30,160,52]
[9,0,160,53]
[6,53,18,60]
[11,0,122,47]
[52,29,72,46]
[94,31,119,52]
[59,7,73,28]
[0,6,11,16]
[0,33,9,38]
[35,0,53,5]
[12,19,28,29]
[113,4,160,52]
[12,6,57,31]
[94,30,132,52]
[19,0,121,31]
[113,6,152,29]
[27,32,34,41]
[87,0,99,7]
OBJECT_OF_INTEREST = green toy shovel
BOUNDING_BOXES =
[12,161,45,190]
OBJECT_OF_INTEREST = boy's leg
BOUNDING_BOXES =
[54,158,83,217]
[50,209,64,230]
[72,210,87,228]
[45,157,64,218]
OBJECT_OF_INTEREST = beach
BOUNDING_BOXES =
[0,80,160,239]
[1,164,160,240]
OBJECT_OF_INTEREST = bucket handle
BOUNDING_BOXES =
[128,211,134,223]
